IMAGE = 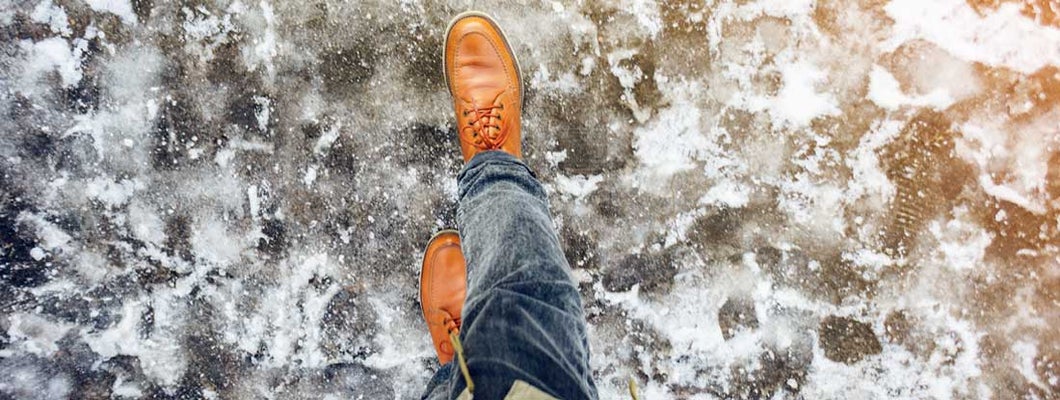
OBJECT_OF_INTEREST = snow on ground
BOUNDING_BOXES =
[1,0,1058,398]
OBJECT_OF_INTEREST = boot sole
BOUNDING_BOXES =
[442,11,525,108]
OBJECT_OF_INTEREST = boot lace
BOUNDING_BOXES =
[443,315,475,393]
[462,103,507,150]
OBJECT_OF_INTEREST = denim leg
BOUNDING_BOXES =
[446,150,598,400]
[421,363,454,400]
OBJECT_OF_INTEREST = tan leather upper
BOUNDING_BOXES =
[419,231,467,364]
[444,14,523,162]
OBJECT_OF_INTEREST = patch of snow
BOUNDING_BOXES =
[977,175,1048,215]
[957,111,1059,215]
[845,248,895,273]
[127,200,165,245]
[29,247,46,261]
[85,0,138,26]
[1012,340,1048,391]
[845,119,900,205]
[531,64,582,94]
[241,0,278,85]
[620,0,662,37]
[30,1,71,35]
[190,219,246,266]
[85,177,141,207]
[83,298,186,386]
[247,185,261,221]
[16,212,72,252]
[18,37,86,90]
[111,376,143,398]
[545,150,568,167]
[553,174,604,201]
[607,48,653,122]
[304,164,319,186]
[698,179,750,208]
[5,313,71,356]
[771,57,840,128]
[74,250,110,284]
[254,95,271,132]
[313,123,341,155]
[0,359,71,399]
[631,83,710,186]
[181,6,236,62]
[219,253,341,368]
[867,65,955,110]
[733,0,816,20]
[928,207,994,271]
[885,0,1060,74]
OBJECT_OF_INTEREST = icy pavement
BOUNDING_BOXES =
[1,0,1058,398]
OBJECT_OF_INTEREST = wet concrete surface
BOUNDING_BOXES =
[1,0,1058,398]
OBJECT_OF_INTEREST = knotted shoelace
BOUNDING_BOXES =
[462,103,507,150]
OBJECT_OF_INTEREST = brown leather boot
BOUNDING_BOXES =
[443,11,524,162]
[419,230,467,364]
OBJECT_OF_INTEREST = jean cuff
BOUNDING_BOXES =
[457,150,533,181]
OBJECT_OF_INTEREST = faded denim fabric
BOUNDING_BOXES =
[422,151,598,400]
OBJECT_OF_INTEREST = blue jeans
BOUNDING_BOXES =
[422,151,598,400]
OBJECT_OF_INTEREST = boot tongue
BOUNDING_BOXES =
[485,115,501,140]
[461,88,505,109]
[466,93,505,129]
